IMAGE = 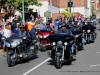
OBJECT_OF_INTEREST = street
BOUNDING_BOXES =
[0,29,100,75]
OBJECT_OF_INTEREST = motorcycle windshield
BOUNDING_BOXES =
[83,25,96,30]
[72,31,82,35]
[39,29,50,32]
[48,33,74,42]
[6,34,22,43]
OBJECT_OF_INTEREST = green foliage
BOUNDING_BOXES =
[62,8,72,18]
[91,3,96,15]
[5,0,43,12]
[18,15,22,21]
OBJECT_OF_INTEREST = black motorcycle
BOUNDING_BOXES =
[47,33,75,69]
[2,34,38,67]
[72,31,83,50]
[82,29,95,44]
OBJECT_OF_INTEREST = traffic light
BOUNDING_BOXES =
[68,2,73,7]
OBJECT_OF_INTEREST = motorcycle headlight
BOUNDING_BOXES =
[23,37,27,39]
[64,42,68,46]
[52,42,56,45]
[57,41,62,47]
[6,42,10,47]
[11,41,20,48]
[87,30,90,33]
[75,35,78,38]
[38,35,42,38]
[43,34,49,38]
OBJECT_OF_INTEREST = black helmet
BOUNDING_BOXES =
[61,23,67,27]
[18,25,26,29]
[74,22,78,24]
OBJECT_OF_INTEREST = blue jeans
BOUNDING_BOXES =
[82,37,86,44]
[55,26,58,31]
[11,28,19,34]
[71,45,74,54]
[3,40,5,47]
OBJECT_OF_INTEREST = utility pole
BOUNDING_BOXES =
[73,4,74,16]
[69,0,71,13]
[22,0,25,25]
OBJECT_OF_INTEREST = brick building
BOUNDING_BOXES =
[37,0,92,20]
[50,0,90,18]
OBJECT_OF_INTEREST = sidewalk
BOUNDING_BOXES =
[0,49,4,56]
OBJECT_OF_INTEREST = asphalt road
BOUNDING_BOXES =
[0,27,100,75]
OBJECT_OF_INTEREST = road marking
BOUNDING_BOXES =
[96,52,100,53]
[22,58,51,75]
[90,64,100,67]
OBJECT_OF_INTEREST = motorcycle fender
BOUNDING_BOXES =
[8,50,14,55]
[56,52,61,57]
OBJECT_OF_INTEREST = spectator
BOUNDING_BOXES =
[25,20,29,31]
[27,21,36,31]
[2,24,12,57]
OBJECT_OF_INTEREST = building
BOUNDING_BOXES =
[36,0,92,20]
[13,0,92,22]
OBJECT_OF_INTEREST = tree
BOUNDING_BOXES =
[91,3,96,15]
[62,8,72,18]
[5,0,42,12]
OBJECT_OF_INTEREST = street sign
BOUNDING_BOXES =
[44,11,51,17]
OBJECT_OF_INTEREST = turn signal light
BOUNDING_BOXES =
[35,32,38,35]
[83,30,85,33]
[50,31,54,34]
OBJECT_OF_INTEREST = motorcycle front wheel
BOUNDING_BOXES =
[87,37,90,44]
[7,53,16,67]
[40,44,46,52]
[56,56,62,69]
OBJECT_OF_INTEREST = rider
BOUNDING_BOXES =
[18,25,30,38]
[68,20,74,29]
[45,22,52,31]
[55,23,75,55]
[18,25,31,58]
[71,22,86,49]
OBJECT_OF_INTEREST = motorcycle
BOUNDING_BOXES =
[36,29,54,52]
[47,33,75,69]
[72,31,83,50]
[2,34,38,67]
[82,29,95,44]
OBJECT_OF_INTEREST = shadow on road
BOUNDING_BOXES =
[47,58,77,68]
[17,55,39,65]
